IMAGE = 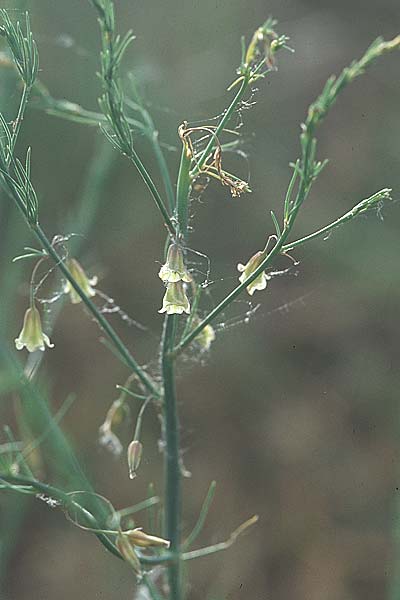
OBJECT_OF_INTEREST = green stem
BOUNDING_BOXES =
[32,81,176,215]
[125,85,175,213]
[161,315,182,600]
[183,481,216,550]
[0,473,121,559]
[127,146,176,237]
[191,75,250,177]
[90,0,176,239]
[142,573,165,600]
[0,473,169,566]
[176,145,192,238]
[282,189,389,251]
[9,83,31,162]
[31,223,159,397]
[150,131,175,214]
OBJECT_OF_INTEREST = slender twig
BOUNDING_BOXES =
[90,0,176,237]
[115,496,160,519]
[183,481,216,550]
[0,473,170,566]
[127,78,175,213]
[182,515,259,561]
[32,81,176,214]
[282,189,391,251]
[0,473,122,559]
[8,84,31,162]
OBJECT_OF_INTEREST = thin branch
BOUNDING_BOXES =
[182,515,259,561]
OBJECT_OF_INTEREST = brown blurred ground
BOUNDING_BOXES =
[1,0,400,599]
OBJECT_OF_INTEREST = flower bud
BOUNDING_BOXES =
[159,244,192,283]
[159,281,190,315]
[237,250,269,296]
[64,258,97,304]
[124,527,170,549]
[127,440,143,479]
[15,306,54,352]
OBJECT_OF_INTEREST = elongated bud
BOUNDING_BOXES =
[159,281,190,315]
[64,258,97,304]
[15,306,54,352]
[124,527,170,549]
[159,244,192,283]
[116,531,142,575]
[127,440,143,479]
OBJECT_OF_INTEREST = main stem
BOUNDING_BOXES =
[161,142,193,599]
[161,315,182,600]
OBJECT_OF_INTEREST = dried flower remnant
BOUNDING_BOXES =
[178,121,251,198]
[237,250,270,296]
[159,244,192,283]
[116,529,170,576]
[15,306,54,352]
[63,258,97,304]
[116,531,142,576]
[124,528,170,549]
[159,281,190,315]
[127,440,143,479]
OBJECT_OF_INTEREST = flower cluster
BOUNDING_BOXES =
[159,244,191,315]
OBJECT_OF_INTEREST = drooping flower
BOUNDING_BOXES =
[15,306,54,352]
[158,244,192,283]
[159,281,190,315]
[63,258,97,304]
[98,424,123,456]
[237,250,269,296]
[194,321,216,351]
[98,399,125,456]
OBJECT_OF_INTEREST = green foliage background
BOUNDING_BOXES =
[1,0,399,599]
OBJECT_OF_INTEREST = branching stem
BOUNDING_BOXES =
[32,224,160,397]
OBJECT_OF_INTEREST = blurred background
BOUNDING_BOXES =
[1,0,400,599]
